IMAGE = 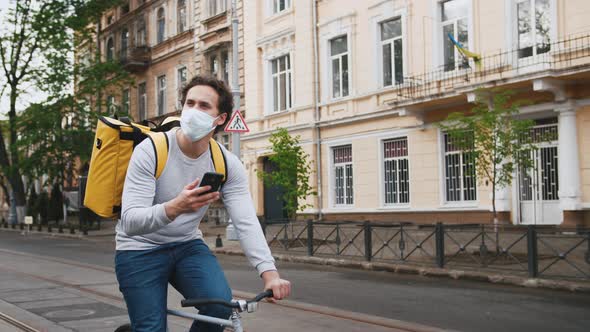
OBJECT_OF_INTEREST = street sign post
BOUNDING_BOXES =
[225,110,249,133]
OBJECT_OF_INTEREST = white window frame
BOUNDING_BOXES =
[176,66,188,110]
[138,81,147,121]
[329,35,350,99]
[120,28,129,60]
[107,95,117,114]
[439,130,478,205]
[156,75,167,116]
[379,16,404,87]
[380,137,411,207]
[270,0,291,16]
[156,7,166,44]
[177,0,187,33]
[431,0,474,72]
[206,0,227,18]
[136,17,147,47]
[319,12,355,103]
[106,37,115,61]
[505,0,557,70]
[330,144,354,208]
[215,132,231,150]
[210,54,218,77]
[122,89,130,114]
[222,51,230,85]
[268,53,293,114]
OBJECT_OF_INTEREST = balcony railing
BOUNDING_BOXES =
[391,33,590,103]
[119,46,151,72]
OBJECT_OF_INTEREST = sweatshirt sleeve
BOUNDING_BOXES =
[119,140,172,236]
[221,152,277,276]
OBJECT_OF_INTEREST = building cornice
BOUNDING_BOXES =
[256,27,296,47]
[241,123,315,142]
[151,43,194,65]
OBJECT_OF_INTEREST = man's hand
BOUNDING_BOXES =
[261,270,291,302]
[164,178,221,221]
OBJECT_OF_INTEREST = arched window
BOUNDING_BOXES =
[106,37,114,61]
[178,0,187,33]
[136,17,146,47]
[157,8,165,43]
[120,28,129,59]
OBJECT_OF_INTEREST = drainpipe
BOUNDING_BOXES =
[312,0,323,221]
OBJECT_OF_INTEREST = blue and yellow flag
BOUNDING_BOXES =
[447,33,481,69]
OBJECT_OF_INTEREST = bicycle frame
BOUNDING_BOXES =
[166,309,244,332]
[115,291,269,332]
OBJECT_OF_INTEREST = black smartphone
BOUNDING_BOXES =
[198,172,224,195]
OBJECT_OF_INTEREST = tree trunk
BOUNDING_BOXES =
[492,181,500,254]
[8,89,26,207]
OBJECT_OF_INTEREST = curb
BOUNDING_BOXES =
[213,248,590,294]
[0,226,114,239]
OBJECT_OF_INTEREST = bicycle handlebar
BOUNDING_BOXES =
[181,290,274,308]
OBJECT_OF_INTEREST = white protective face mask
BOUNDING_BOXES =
[179,107,220,142]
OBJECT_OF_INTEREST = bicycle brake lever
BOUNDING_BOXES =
[246,302,258,313]
[236,299,248,312]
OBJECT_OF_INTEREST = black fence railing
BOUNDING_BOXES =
[390,32,590,103]
[263,221,590,281]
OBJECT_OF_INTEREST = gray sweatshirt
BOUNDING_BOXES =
[116,129,277,275]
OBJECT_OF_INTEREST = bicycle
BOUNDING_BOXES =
[114,290,273,332]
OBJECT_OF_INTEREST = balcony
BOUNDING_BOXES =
[389,33,590,106]
[119,46,151,72]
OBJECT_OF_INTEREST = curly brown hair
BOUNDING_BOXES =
[180,75,234,133]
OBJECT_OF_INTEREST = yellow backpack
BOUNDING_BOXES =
[84,116,227,219]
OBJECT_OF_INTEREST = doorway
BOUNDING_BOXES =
[262,157,288,221]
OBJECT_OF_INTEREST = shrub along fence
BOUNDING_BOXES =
[262,220,590,281]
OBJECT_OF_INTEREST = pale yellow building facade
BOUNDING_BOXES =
[243,0,590,226]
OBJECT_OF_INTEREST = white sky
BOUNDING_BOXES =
[0,0,49,117]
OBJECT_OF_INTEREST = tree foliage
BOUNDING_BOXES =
[257,128,316,220]
[0,0,130,212]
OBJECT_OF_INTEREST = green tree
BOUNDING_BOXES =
[0,0,129,210]
[257,128,316,220]
[439,89,536,225]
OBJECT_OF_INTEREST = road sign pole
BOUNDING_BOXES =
[231,0,240,160]
[226,0,241,242]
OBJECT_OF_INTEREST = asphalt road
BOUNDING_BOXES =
[0,231,589,332]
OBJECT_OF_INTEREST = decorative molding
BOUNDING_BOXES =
[256,27,296,47]
[321,207,491,214]
[533,78,566,101]
[317,11,357,28]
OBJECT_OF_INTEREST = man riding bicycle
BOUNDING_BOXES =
[115,75,291,332]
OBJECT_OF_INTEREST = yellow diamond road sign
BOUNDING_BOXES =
[225,110,249,133]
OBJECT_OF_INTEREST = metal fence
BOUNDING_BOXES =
[263,221,590,281]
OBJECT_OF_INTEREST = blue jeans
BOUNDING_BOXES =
[115,239,232,332]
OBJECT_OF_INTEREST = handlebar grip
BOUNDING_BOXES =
[252,290,274,302]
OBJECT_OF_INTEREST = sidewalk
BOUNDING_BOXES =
[0,249,442,332]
